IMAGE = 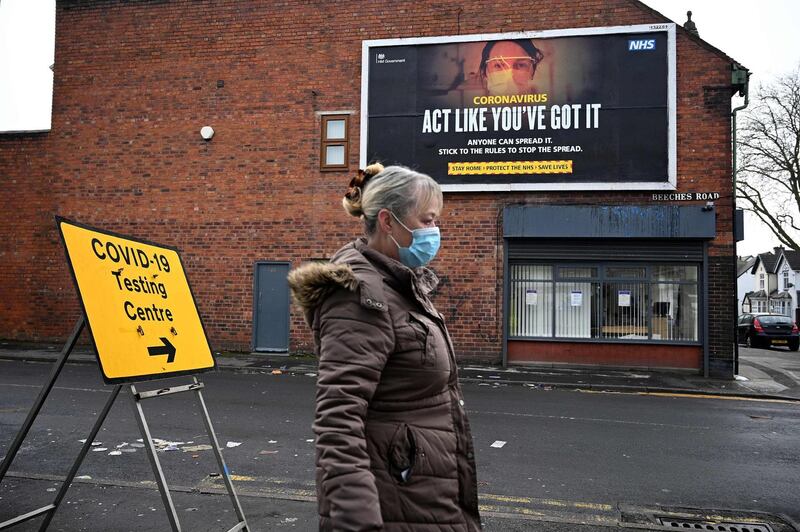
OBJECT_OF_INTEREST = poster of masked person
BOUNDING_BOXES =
[364,25,675,190]
[480,39,545,97]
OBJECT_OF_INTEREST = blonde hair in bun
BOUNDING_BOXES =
[342,163,442,235]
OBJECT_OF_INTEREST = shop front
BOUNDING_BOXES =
[503,205,715,370]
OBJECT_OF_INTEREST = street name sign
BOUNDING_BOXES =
[57,218,215,383]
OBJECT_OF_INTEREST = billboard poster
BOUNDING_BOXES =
[361,24,676,191]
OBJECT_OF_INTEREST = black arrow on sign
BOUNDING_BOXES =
[148,337,176,363]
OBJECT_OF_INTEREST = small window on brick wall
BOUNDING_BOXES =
[320,115,349,171]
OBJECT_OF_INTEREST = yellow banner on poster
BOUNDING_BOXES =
[57,218,215,383]
[447,160,573,175]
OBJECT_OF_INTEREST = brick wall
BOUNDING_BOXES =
[0,0,736,373]
[708,255,737,377]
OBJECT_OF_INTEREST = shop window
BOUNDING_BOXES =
[554,267,599,339]
[606,266,646,279]
[558,266,598,279]
[650,264,698,341]
[320,115,349,171]
[556,280,600,338]
[509,262,700,343]
[651,283,698,341]
[653,265,697,282]
[602,281,648,339]
[509,265,552,337]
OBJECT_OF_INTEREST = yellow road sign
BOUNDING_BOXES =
[57,218,215,383]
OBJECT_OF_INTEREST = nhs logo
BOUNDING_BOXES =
[628,39,656,51]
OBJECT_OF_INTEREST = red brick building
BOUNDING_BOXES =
[0,0,744,378]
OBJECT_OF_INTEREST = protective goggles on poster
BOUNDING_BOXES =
[486,56,537,74]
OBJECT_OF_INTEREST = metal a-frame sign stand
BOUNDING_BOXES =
[0,218,249,531]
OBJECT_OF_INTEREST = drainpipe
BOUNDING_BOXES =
[704,242,710,378]
[731,64,750,377]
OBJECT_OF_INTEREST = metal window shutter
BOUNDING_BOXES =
[507,239,703,262]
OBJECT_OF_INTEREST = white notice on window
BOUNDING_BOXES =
[525,289,538,305]
[570,290,583,306]
[618,290,631,307]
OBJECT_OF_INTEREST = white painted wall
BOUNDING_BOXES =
[737,271,754,313]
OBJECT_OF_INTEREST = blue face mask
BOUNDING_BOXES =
[389,211,441,269]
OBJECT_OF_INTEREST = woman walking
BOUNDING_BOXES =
[288,163,481,531]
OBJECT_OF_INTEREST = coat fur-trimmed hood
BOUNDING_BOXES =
[288,240,391,324]
[287,261,359,313]
[288,239,436,326]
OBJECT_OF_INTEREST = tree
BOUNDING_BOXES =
[736,68,800,249]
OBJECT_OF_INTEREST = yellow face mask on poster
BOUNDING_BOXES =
[485,56,536,95]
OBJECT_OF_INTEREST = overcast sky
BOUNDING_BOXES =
[640,0,800,256]
[0,0,55,132]
[1,0,798,255]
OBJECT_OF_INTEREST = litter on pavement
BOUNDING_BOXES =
[144,438,186,452]
[490,440,507,448]
[182,444,213,452]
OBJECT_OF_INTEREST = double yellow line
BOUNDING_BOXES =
[479,493,617,524]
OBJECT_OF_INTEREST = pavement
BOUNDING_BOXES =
[1,339,799,402]
[3,343,800,531]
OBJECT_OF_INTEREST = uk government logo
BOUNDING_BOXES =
[375,52,406,64]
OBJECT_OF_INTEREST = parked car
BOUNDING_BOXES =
[737,313,800,350]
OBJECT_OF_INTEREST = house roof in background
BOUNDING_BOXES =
[738,256,757,277]
[770,290,792,299]
[751,251,780,274]
[745,290,767,299]
[780,250,800,270]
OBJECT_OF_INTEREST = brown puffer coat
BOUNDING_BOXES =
[288,239,481,531]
